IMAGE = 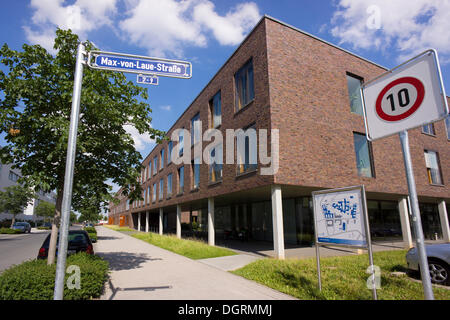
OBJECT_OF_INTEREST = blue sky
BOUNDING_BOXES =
[1,0,449,192]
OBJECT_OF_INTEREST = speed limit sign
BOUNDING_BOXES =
[361,49,448,140]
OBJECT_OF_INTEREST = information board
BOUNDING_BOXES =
[312,186,368,248]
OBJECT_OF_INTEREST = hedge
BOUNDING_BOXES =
[0,228,23,234]
[87,232,97,243]
[0,252,109,300]
[84,227,97,234]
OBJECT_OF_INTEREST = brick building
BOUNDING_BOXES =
[109,16,450,258]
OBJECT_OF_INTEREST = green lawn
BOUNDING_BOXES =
[131,232,237,260]
[103,225,136,232]
[232,250,450,300]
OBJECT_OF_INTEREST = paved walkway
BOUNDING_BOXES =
[94,226,295,300]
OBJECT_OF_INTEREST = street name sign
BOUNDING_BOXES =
[361,49,448,141]
[137,74,159,85]
[87,51,192,79]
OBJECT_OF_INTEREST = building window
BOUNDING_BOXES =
[8,170,20,182]
[445,115,450,140]
[147,186,150,204]
[347,73,364,116]
[237,125,257,175]
[126,200,130,211]
[191,113,201,146]
[422,123,436,136]
[168,141,173,164]
[159,179,164,200]
[153,156,157,175]
[179,130,184,156]
[178,166,184,194]
[152,183,157,202]
[209,144,223,183]
[167,173,173,197]
[353,132,374,178]
[160,148,165,170]
[210,91,221,128]
[192,158,200,189]
[424,150,443,185]
[235,59,254,111]
[147,165,150,180]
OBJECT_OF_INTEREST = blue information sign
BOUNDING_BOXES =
[137,74,159,85]
[88,51,192,79]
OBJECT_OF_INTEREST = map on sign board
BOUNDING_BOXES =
[313,187,367,247]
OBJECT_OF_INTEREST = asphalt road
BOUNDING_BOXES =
[0,225,82,273]
[0,229,50,273]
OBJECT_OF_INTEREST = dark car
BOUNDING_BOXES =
[12,222,31,233]
[37,230,94,259]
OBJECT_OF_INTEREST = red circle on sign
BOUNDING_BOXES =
[375,76,425,121]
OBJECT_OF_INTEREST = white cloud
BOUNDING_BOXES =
[159,105,172,111]
[24,0,261,57]
[123,124,155,151]
[24,0,117,51]
[119,0,261,57]
[193,2,260,46]
[330,0,450,63]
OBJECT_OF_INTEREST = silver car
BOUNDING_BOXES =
[12,222,31,233]
[406,243,450,286]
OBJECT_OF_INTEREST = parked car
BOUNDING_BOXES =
[406,243,450,286]
[37,230,94,259]
[12,222,31,233]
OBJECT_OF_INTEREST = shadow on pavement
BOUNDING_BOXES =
[97,236,121,241]
[97,252,162,271]
[106,279,172,300]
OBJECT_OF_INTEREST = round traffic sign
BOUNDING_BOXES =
[375,76,425,121]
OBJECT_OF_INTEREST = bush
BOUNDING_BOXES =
[0,228,22,234]
[87,232,97,243]
[84,227,97,234]
[0,252,109,300]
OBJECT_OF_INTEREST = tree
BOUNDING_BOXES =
[0,29,165,264]
[70,212,78,224]
[34,201,56,223]
[0,185,35,227]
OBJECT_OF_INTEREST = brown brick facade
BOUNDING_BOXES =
[109,16,449,226]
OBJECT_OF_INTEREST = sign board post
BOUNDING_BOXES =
[53,47,191,300]
[54,42,85,300]
[361,49,449,300]
[312,185,377,300]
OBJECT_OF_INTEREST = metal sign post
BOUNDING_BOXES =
[361,49,449,300]
[312,185,377,300]
[53,46,191,300]
[54,42,86,300]
[399,130,434,299]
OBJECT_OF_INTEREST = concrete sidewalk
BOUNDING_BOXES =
[94,226,295,300]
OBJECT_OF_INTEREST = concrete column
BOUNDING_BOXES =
[208,197,215,246]
[137,212,141,232]
[176,205,181,239]
[398,197,413,248]
[271,185,285,259]
[438,200,450,242]
[159,208,163,235]
[145,211,149,233]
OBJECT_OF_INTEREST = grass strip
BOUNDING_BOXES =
[103,225,136,232]
[131,232,237,260]
[232,250,450,300]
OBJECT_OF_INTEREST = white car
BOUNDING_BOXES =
[406,243,450,286]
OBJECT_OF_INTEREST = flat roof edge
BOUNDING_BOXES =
[263,14,388,71]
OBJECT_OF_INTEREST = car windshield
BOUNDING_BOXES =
[43,232,88,246]
[14,222,27,226]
